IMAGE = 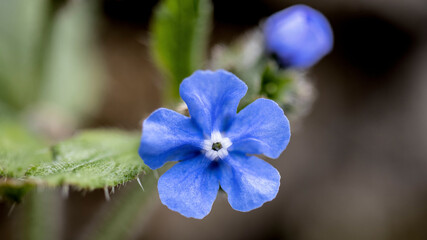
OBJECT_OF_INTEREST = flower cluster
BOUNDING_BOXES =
[139,70,290,219]
[264,4,334,69]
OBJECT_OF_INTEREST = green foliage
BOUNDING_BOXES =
[81,174,158,240]
[0,118,49,202]
[151,0,212,101]
[22,190,62,240]
[0,0,49,109]
[0,180,34,203]
[0,119,51,178]
[260,61,293,101]
[26,130,147,190]
[39,1,105,124]
[0,0,105,128]
[0,125,148,201]
[260,61,315,119]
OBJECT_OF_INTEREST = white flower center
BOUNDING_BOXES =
[203,131,232,160]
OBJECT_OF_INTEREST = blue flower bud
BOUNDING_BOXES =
[264,4,334,69]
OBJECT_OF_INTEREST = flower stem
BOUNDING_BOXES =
[23,189,62,240]
[78,172,158,240]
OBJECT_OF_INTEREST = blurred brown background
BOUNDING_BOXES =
[2,0,427,239]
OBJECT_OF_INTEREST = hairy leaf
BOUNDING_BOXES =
[0,119,51,178]
[26,130,147,190]
[0,180,34,203]
[0,119,48,202]
[1,126,148,202]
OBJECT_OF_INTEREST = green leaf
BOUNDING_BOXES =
[38,1,105,125]
[0,0,49,109]
[0,118,48,202]
[0,119,51,178]
[26,130,147,190]
[151,0,212,101]
[1,126,147,202]
[0,100,16,116]
[0,180,34,203]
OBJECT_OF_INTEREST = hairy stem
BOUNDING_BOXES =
[23,189,62,240]
[78,172,159,240]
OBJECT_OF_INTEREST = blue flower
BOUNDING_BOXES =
[139,70,290,219]
[264,4,334,69]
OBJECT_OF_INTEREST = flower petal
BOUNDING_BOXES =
[227,98,290,158]
[139,108,204,169]
[180,70,248,135]
[158,155,219,219]
[219,153,280,212]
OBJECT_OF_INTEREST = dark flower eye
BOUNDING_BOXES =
[211,142,222,151]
